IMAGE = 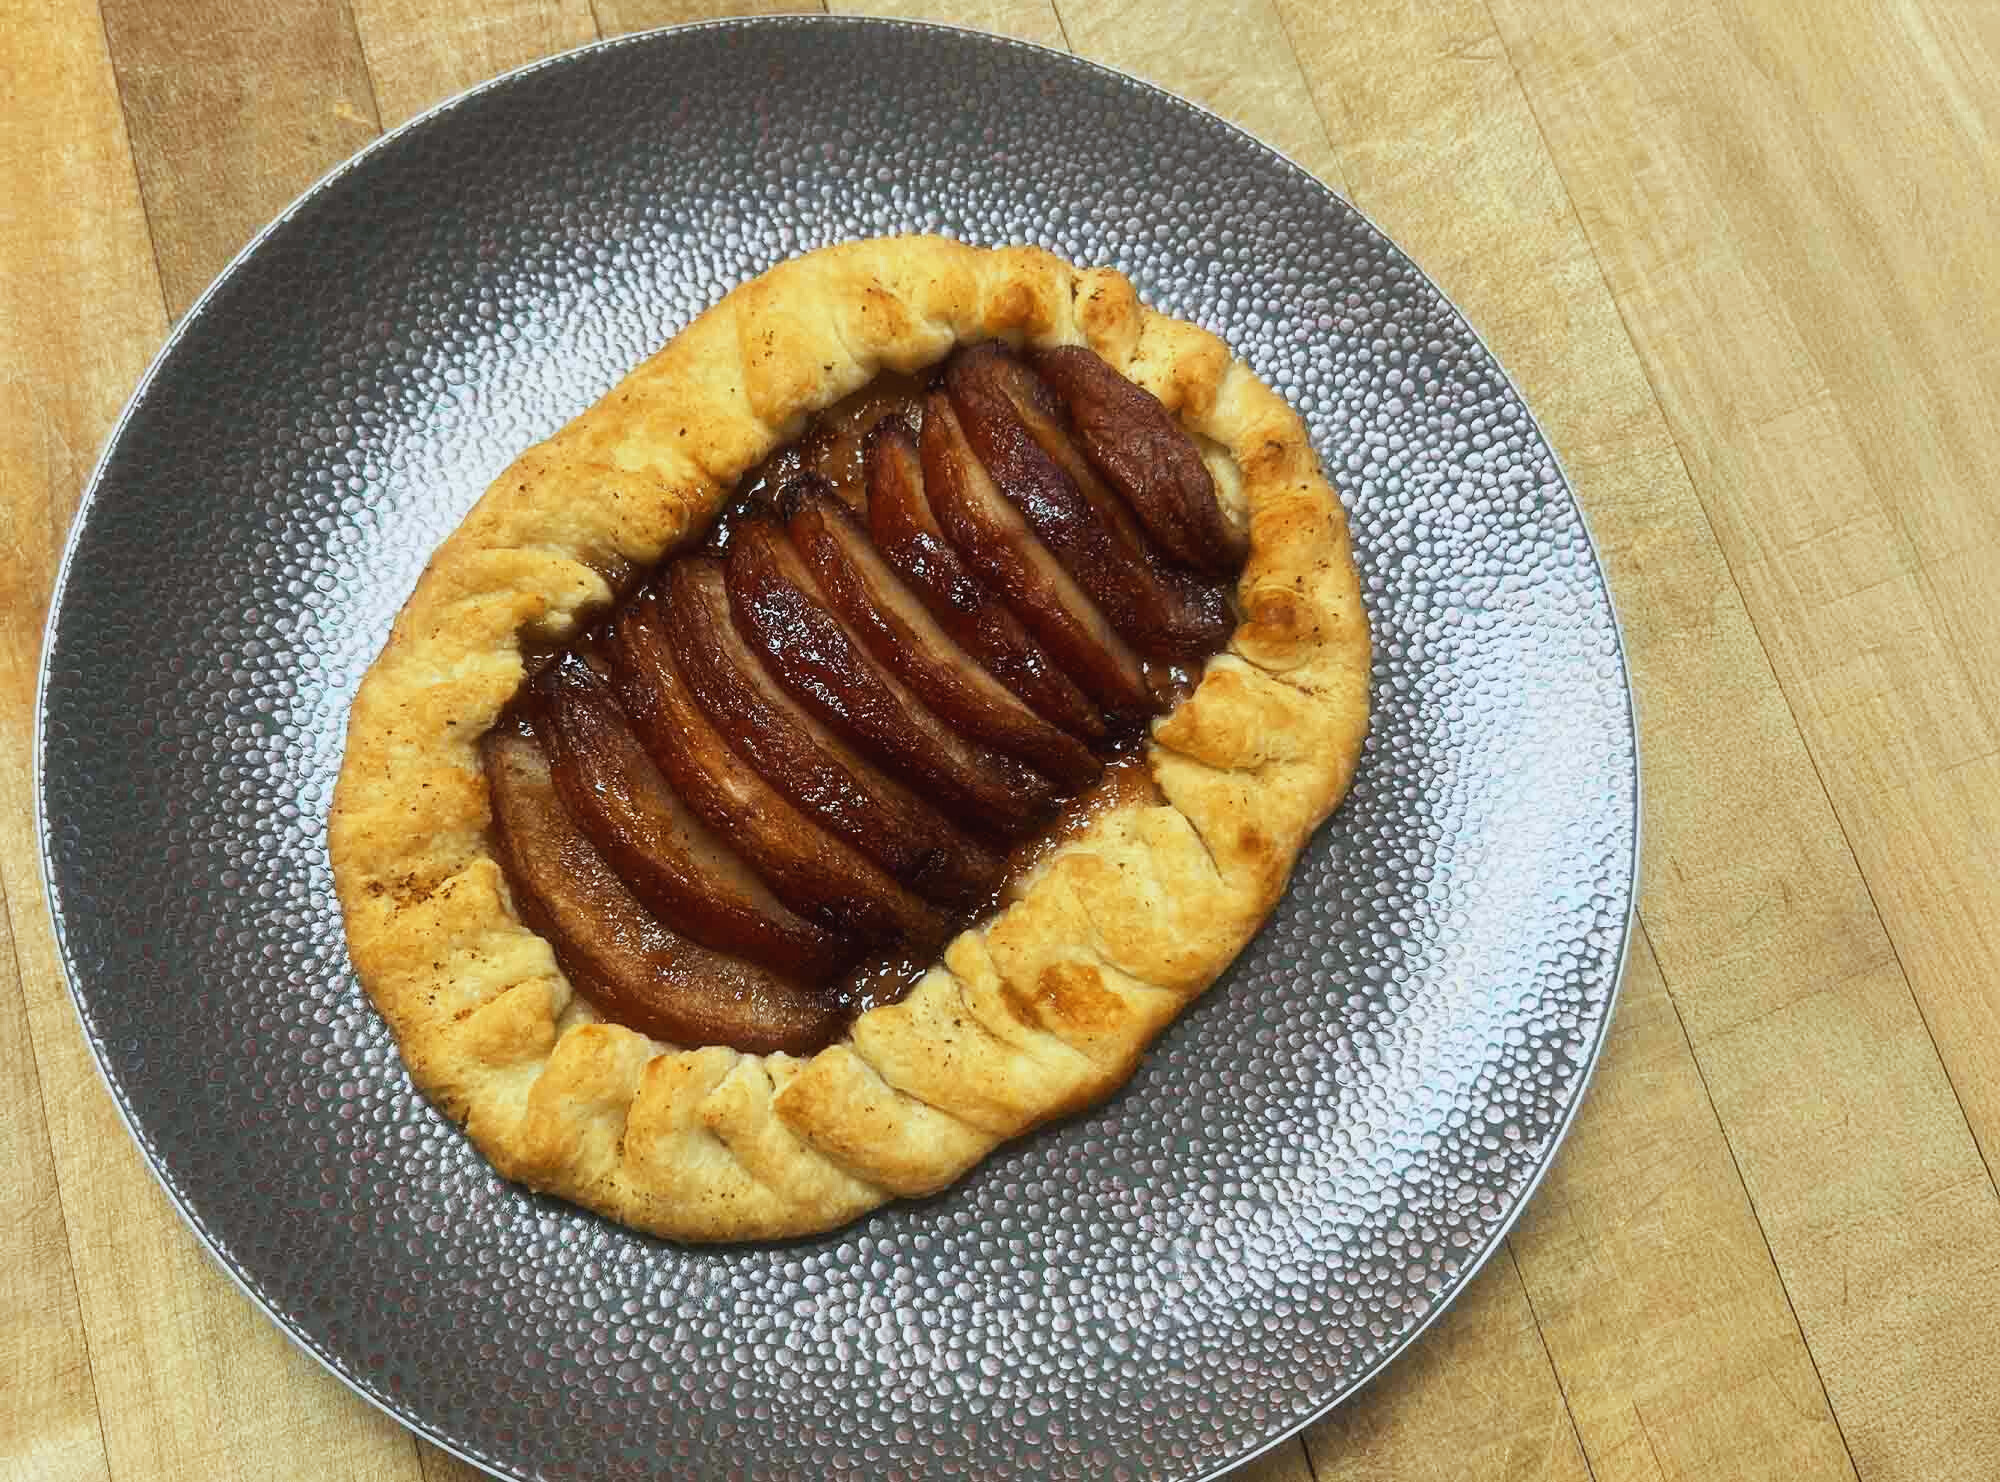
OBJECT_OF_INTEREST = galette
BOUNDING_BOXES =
[329,236,1369,1241]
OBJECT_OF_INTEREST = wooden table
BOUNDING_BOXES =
[7,1,1999,1478]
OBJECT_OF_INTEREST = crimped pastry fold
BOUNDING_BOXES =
[330,236,1369,1241]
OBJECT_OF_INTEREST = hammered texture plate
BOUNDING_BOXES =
[39,19,1637,1481]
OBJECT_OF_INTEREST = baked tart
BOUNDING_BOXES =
[329,237,1370,1242]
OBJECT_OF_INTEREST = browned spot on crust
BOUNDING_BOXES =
[1026,960,1124,1036]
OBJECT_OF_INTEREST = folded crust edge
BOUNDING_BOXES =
[328,236,1370,1241]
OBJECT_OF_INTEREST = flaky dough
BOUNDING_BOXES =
[329,237,1370,1241]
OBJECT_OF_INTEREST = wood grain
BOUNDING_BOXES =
[592,0,824,36]
[98,0,383,317]
[1483,0,2000,1475]
[10,2,427,1478]
[6,1,1999,1478]
[1275,4,1870,1477]
[0,23,132,1482]
[0,903,102,1482]
[1057,0,1346,194]
[0,0,418,1478]
[350,0,596,128]
[1309,1256,1591,1482]
[837,0,1064,50]
[1513,933,1854,1481]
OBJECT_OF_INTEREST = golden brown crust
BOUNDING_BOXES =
[329,237,1370,1241]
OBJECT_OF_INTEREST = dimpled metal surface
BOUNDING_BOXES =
[39,18,1636,1482]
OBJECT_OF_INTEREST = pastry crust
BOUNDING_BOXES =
[329,237,1370,1241]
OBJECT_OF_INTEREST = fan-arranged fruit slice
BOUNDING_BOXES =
[726,501,1061,839]
[484,722,846,1055]
[785,476,1101,790]
[603,595,949,948]
[864,414,1108,743]
[664,556,1005,908]
[483,340,1247,1052]
[535,648,856,982]
[920,390,1156,723]
[946,342,1231,661]
[1029,344,1249,577]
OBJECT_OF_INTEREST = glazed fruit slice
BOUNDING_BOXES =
[536,649,856,982]
[726,503,1061,840]
[946,342,1231,661]
[1029,344,1249,577]
[920,390,1156,723]
[864,414,1107,743]
[482,722,846,1055]
[477,336,1254,1057]
[603,596,949,947]
[664,556,1005,907]
[784,476,1101,790]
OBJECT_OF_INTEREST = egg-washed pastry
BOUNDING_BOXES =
[330,237,1369,1241]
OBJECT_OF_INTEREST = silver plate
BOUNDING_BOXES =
[38,19,1637,1481]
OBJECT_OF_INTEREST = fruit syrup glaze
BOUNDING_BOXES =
[489,343,1247,1057]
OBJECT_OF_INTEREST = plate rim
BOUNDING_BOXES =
[34,16,1642,1481]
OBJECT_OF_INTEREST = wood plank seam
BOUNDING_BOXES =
[1295,1434,1320,1482]
[1215,3,1589,1458]
[1470,9,2000,1470]
[87,0,175,334]
[0,874,116,1481]
[1253,2,1889,1471]
[1767,659,2000,1199]
[50,2,428,1475]
[1042,0,1075,52]
[1263,0,1341,186]
[1503,1242,1602,1482]
[1634,915,1864,1480]
[406,1427,435,1479]
[337,0,390,139]
[3,8,176,1479]
[1473,0,2000,1223]
[1905,553,2000,791]
[1039,9,1591,1464]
